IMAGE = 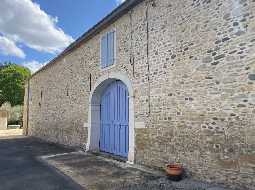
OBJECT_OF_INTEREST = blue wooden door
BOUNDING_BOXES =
[100,81,129,158]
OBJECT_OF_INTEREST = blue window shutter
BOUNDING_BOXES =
[107,31,115,66]
[101,35,107,68]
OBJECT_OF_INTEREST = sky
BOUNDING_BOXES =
[0,0,125,73]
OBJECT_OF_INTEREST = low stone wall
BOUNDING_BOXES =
[0,111,8,130]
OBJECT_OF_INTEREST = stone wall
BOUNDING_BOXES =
[23,83,29,135]
[26,0,255,189]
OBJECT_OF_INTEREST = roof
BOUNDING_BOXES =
[31,0,144,77]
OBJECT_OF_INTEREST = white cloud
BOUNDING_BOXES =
[116,0,126,5]
[0,0,74,55]
[21,60,47,73]
[0,36,25,58]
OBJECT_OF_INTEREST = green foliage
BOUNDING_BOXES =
[0,62,31,106]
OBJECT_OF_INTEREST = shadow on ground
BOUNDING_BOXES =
[46,152,230,190]
[0,136,82,190]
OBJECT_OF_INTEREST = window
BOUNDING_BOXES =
[101,31,116,68]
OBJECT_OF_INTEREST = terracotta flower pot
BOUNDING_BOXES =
[165,164,183,176]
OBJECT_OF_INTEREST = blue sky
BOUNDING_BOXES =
[0,0,124,72]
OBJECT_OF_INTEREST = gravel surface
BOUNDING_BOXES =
[111,177,227,190]
[45,152,231,190]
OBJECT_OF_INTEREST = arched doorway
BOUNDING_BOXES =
[87,72,134,163]
[100,80,129,158]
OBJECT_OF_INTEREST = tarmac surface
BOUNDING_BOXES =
[0,136,82,190]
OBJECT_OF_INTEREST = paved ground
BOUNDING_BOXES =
[0,136,83,190]
[0,136,231,190]
[0,129,23,137]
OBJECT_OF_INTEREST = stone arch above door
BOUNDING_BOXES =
[86,72,135,163]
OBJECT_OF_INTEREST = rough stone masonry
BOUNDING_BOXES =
[23,0,255,189]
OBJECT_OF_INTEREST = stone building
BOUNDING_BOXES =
[23,0,255,189]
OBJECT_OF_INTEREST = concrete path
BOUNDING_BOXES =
[0,136,83,190]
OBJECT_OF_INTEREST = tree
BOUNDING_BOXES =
[0,62,31,106]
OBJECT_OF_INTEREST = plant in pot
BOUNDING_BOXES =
[165,163,184,181]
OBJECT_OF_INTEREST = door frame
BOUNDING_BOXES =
[87,72,135,163]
